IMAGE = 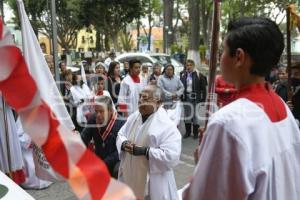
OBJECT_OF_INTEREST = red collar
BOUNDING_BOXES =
[96,91,103,96]
[236,82,287,122]
[130,75,140,83]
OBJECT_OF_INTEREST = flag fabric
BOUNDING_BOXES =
[0,1,136,199]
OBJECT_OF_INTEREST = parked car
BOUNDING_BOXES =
[116,53,184,75]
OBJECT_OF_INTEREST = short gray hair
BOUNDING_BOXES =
[143,85,163,102]
[94,96,113,110]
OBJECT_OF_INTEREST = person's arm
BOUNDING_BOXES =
[185,121,254,200]
[176,77,185,98]
[117,81,129,116]
[157,77,173,97]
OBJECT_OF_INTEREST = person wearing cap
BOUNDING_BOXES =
[118,59,146,117]
[141,63,151,85]
[149,63,161,85]
[81,96,124,178]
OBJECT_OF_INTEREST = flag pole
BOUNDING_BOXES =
[199,0,221,144]
[50,0,60,89]
[286,5,293,102]
[1,96,12,179]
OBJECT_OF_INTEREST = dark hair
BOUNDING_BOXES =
[186,59,195,66]
[107,61,120,78]
[226,17,284,76]
[97,76,105,82]
[162,64,174,74]
[129,59,141,69]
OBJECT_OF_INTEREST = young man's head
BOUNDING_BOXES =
[129,59,141,76]
[277,67,287,83]
[138,85,162,116]
[291,63,300,88]
[94,96,114,126]
[221,17,284,88]
[96,76,105,93]
[186,59,195,72]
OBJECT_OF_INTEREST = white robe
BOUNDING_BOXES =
[0,98,24,175]
[117,106,182,200]
[118,76,146,116]
[70,84,92,124]
[186,98,300,200]
[16,118,52,189]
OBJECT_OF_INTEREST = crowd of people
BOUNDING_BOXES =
[1,16,300,200]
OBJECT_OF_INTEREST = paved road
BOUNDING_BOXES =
[25,137,198,200]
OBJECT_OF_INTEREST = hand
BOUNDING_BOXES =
[121,140,133,154]
[132,145,149,158]
[287,101,294,111]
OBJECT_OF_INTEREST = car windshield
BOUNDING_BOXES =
[150,55,171,66]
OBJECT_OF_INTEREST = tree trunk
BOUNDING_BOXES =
[137,19,140,51]
[187,0,201,68]
[112,31,119,51]
[163,0,174,54]
[147,1,152,51]
[96,29,101,51]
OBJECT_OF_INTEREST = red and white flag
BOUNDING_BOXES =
[0,0,135,199]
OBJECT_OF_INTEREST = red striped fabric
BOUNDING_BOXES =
[0,20,110,199]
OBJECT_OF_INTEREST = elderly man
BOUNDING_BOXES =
[81,96,124,177]
[117,85,181,200]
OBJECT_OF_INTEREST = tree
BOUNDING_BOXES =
[6,0,87,51]
[140,0,162,51]
[163,0,174,53]
[81,0,142,52]
[187,0,200,66]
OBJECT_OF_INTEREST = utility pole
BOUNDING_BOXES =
[50,0,60,88]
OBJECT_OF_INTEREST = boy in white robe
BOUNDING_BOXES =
[118,59,146,117]
[117,85,181,200]
[184,17,300,200]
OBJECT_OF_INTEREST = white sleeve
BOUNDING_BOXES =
[176,78,184,97]
[157,77,172,97]
[187,121,255,200]
[148,127,182,173]
[117,81,130,106]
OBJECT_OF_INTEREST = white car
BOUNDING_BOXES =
[116,53,184,75]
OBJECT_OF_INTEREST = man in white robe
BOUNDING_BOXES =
[118,59,146,117]
[117,85,181,200]
[184,17,300,200]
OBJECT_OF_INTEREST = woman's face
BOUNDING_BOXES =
[165,66,174,77]
[114,64,120,76]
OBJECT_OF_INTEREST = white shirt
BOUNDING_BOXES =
[186,98,300,200]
